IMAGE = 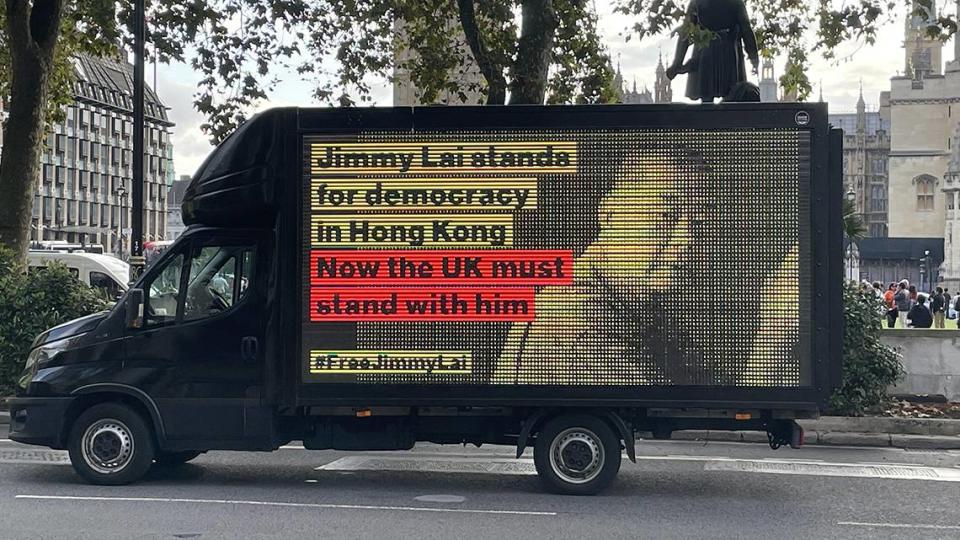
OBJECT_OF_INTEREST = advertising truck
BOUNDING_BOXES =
[9,104,843,495]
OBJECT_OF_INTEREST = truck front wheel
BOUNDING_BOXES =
[533,414,621,495]
[67,403,155,485]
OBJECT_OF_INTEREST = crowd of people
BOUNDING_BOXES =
[862,280,959,329]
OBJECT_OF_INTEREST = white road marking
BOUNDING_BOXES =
[317,455,537,475]
[14,495,556,516]
[839,521,960,530]
[706,460,960,482]
[0,439,12,443]
[415,495,466,504]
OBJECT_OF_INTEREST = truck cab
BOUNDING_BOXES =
[12,226,276,482]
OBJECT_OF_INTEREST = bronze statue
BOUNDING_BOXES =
[666,0,760,102]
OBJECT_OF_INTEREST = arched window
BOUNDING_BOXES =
[914,174,937,211]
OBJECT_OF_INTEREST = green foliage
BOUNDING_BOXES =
[829,283,904,416]
[843,198,867,241]
[0,247,107,396]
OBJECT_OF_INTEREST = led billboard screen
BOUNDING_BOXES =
[301,128,811,387]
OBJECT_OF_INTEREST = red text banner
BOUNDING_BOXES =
[309,249,574,286]
[310,287,536,322]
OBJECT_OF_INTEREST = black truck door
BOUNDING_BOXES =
[125,231,269,443]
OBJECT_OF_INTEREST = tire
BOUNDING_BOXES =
[67,403,155,486]
[154,451,202,466]
[533,414,621,495]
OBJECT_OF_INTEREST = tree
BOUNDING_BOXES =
[1,0,959,258]
[843,198,868,242]
[0,0,118,258]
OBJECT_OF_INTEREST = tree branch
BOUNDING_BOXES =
[28,0,64,56]
[456,0,507,105]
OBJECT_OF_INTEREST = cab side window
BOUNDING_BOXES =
[183,245,254,322]
[144,253,185,326]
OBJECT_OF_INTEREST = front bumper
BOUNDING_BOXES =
[8,397,74,449]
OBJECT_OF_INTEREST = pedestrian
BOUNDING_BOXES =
[946,288,953,319]
[884,283,898,328]
[909,284,918,306]
[931,286,946,329]
[873,281,883,299]
[907,294,933,328]
[895,280,912,328]
[956,293,960,328]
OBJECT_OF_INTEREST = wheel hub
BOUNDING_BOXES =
[81,419,134,475]
[549,428,605,484]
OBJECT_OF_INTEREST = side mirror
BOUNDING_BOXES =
[125,288,145,329]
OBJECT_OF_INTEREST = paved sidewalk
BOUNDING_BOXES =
[651,416,960,450]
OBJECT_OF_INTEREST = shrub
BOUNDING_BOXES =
[829,283,904,416]
[0,247,107,396]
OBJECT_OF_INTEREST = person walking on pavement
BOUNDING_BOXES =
[895,280,912,328]
[946,288,953,319]
[931,287,946,329]
[908,294,933,328]
[884,282,898,328]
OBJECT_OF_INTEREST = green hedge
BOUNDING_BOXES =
[0,247,107,396]
[829,283,904,416]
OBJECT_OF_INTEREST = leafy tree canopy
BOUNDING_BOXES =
[1,0,957,143]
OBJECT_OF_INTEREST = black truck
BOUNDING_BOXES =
[10,104,843,495]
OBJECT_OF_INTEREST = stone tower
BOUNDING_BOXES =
[654,53,672,103]
[759,59,777,102]
[905,0,943,78]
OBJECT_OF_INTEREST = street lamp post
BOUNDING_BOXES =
[130,0,146,280]
[115,186,127,260]
[845,188,857,283]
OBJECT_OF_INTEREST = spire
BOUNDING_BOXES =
[612,53,624,96]
[632,77,637,94]
[818,81,824,103]
[856,80,867,134]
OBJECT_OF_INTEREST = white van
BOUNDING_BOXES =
[27,251,129,299]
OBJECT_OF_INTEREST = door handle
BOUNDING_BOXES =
[241,336,259,361]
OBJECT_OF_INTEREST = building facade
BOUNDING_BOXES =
[0,55,174,257]
[392,20,485,106]
[759,59,778,103]
[886,2,957,241]
[166,175,191,241]
[615,55,673,105]
[830,89,892,237]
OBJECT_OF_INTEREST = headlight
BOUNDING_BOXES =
[18,337,73,390]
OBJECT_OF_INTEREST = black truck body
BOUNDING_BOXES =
[10,104,843,494]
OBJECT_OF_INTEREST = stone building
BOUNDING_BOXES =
[166,175,191,241]
[392,20,485,106]
[614,55,673,105]
[0,54,174,257]
[829,88,892,238]
[759,59,778,103]
[885,0,956,241]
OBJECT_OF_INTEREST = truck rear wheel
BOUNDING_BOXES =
[67,403,155,485]
[533,414,621,495]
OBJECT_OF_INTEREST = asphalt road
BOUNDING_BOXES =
[3,424,960,539]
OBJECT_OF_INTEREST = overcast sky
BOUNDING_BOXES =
[154,6,935,178]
